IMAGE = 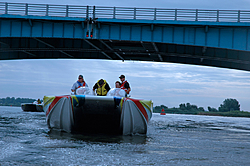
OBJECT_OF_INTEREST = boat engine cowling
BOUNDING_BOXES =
[107,88,126,97]
[76,87,93,95]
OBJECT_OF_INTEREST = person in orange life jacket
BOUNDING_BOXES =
[71,75,89,94]
[119,75,131,95]
[93,79,111,96]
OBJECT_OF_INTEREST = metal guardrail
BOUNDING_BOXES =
[0,2,250,22]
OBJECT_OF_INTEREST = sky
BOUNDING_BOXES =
[1,0,250,111]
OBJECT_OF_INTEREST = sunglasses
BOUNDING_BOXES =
[79,78,83,79]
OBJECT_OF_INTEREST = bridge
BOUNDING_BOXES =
[1,2,250,71]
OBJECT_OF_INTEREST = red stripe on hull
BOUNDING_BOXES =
[127,98,148,122]
[46,96,68,117]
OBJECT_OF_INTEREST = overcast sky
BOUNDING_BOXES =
[1,0,250,111]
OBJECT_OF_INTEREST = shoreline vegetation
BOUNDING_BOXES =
[197,111,250,117]
[154,98,250,118]
[153,108,250,118]
[0,97,42,107]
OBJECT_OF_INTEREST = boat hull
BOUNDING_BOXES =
[44,95,153,135]
[21,103,43,112]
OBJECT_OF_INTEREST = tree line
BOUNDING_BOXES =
[0,97,40,107]
[154,98,250,117]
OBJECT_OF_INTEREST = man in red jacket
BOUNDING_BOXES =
[119,75,131,95]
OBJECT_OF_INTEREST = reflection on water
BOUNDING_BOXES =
[48,129,148,144]
[151,113,250,133]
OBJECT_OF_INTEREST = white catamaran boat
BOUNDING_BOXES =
[43,87,153,135]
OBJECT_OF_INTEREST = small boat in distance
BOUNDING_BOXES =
[21,99,43,112]
[21,103,43,112]
[44,87,153,135]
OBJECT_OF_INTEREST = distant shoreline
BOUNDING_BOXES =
[197,112,250,118]
[0,105,20,107]
[1,105,249,118]
[155,111,250,118]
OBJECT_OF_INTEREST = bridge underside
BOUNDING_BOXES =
[1,37,250,71]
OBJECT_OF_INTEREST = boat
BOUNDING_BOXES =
[43,87,153,135]
[21,103,43,112]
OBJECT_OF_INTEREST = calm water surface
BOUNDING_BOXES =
[1,106,250,165]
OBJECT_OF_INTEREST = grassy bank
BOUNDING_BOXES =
[154,107,250,118]
[197,111,250,118]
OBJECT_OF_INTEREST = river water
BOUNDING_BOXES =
[1,106,250,165]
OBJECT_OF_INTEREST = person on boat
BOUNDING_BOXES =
[115,81,121,88]
[119,75,131,95]
[37,99,41,104]
[71,75,88,94]
[93,79,111,96]
[106,81,126,97]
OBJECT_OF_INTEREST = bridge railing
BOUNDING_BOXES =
[1,2,250,22]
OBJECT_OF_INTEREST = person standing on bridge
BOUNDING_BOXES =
[71,75,88,94]
[93,79,111,96]
[119,75,131,96]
